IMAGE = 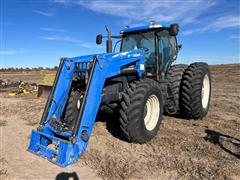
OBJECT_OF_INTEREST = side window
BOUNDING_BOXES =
[158,30,177,64]
[121,37,137,52]
[169,36,177,60]
[141,32,155,74]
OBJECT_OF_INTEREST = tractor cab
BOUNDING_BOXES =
[97,23,180,79]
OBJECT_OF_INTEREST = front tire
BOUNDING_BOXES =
[61,88,82,131]
[119,79,163,143]
[180,62,211,119]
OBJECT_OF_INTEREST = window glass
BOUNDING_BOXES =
[113,40,121,53]
[157,30,177,67]
[169,36,177,59]
[121,37,137,52]
[158,30,170,63]
[121,32,156,74]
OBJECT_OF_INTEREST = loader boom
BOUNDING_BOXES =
[28,50,144,167]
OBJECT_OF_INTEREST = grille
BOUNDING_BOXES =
[75,62,92,83]
[75,62,92,72]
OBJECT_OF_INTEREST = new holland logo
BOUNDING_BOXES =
[112,52,128,58]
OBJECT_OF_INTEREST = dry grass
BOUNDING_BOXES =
[41,73,56,85]
[26,119,39,126]
[0,158,8,178]
[0,169,7,176]
[18,99,45,126]
[80,149,138,180]
[0,64,239,179]
[80,123,239,179]
[0,120,7,126]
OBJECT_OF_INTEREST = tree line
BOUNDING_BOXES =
[0,66,58,72]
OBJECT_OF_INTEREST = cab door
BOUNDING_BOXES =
[157,30,178,77]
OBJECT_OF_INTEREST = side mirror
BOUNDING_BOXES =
[96,34,103,45]
[169,24,179,36]
[178,44,182,51]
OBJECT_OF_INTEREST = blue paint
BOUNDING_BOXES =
[28,50,145,167]
[122,24,171,33]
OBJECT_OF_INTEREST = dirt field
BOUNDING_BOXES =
[0,64,239,180]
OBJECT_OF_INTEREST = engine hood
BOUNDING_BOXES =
[100,49,144,60]
[71,50,144,62]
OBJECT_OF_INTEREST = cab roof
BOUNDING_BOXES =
[122,23,171,33]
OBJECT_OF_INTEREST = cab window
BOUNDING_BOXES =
[121,31,156,75]
[157,30,177,72]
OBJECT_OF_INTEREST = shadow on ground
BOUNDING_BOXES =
[96,110,127,142]
[204,129,240,159]
[55,172,79,180]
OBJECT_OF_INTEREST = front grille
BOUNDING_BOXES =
[75,62,92,72]
[75,62,92,83]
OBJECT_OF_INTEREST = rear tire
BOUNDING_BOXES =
[165,64,188,114]
[180,62,211,119]
[119,78,163,143]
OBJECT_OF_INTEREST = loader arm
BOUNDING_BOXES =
[28,50,144,167]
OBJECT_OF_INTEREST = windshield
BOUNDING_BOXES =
[121,31,154,52]
[121,31,156,75]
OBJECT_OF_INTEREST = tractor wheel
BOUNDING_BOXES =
[62,88,82,131]
[119,78,163,143]
[165,64,188,114]
[180,62,211,119]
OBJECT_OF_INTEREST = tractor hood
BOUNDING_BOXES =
[105,49,144,60]
[71,49,144,63]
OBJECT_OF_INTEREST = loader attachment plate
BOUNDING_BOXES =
[28,130,79,167]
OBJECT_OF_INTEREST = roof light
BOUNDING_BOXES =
[149,24,162,28]
[149,21,156,25]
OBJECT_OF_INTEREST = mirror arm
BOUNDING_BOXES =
[102,36,121,38]
[111,36,122,38]
[105,26,112,53]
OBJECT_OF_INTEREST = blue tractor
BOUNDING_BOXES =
[28,23,211,167]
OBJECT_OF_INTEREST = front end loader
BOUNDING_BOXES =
[28,23,211,167]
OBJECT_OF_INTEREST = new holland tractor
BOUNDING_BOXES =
[28,23,211,167]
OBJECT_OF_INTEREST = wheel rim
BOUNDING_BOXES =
[202,74,210,109]
[77,95,83,110]
[77,99,81,109]
[144,94,160,131]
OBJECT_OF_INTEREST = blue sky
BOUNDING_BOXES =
[0,0,239,68]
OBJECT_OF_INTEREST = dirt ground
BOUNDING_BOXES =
[0,64,239,180]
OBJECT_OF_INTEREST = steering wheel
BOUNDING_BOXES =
[140,47,149,54]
